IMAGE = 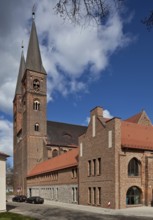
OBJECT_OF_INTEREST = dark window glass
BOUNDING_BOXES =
[126,186,141,205]
[93,187,96,204]
[93,159,96,176]
[34,123,39,132]
[97,158,101,175]
[128,158,140,176]
[88,160,91,176]
[88,188,91,204]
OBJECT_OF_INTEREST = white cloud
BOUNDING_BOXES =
[86,117,90,125]
[0,118,13,157]
[103,109,113,119]
[85,108,113,125]
[0,0,132,114]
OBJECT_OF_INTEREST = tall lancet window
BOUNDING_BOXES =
[33,99,40,111]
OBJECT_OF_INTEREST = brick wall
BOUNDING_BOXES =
[27,166,78,203]
[78,107,121,209]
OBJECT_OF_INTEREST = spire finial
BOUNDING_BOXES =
[21,40,24,50]
[32,4,36,20]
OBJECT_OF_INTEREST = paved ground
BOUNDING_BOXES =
[6,198,153,220]
[44,200,153,217]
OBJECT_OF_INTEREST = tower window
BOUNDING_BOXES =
[34,123,39,132]
[33,79,40,91]
[33,100,40,111]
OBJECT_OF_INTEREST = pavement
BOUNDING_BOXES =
[7,196,153,218]
[44,200,153,217]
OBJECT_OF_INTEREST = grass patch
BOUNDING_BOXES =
[0,212,37,220]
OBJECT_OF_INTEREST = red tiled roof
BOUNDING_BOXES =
[27,148,78,177]
[121,121,153,151]
[125,111,143,123]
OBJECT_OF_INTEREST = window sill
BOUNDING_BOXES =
[126,204,143,208]
[128,176,141,178]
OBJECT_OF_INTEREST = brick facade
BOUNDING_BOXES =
[79,107,153,209]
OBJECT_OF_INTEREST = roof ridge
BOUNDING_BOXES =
[27,148,78,177]
[47,120,87,128]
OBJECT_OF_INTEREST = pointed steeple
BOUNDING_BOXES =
[25,18,46,74]
[15,50,25,95]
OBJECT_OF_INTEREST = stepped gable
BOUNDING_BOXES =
[27,148,78,177]
[47,121,87,146]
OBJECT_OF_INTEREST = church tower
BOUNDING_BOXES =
[13,48,26,194]
[13,14,47,194]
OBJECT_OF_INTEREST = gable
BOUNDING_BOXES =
[125,111,152,126]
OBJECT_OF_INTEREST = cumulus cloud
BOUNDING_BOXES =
[103,109,113,119]
[85,109,113,125]
[0,0,131,114]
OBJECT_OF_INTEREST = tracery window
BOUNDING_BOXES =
[33,100,40,111]
[33,79,40,91]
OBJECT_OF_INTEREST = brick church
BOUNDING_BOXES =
[13,15,153,209]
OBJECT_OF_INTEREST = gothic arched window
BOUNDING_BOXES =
[126,186,142,205]
[128,158,140,176]
[34,123,39,132]
[33,100,40,111]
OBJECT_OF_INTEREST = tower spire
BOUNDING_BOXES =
[15,44,25,96]
[25,11,46,74]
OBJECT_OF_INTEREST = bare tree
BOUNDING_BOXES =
[54,0,124,26]
[142,11,153,31]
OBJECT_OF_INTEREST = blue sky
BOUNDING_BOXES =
[0,0,153,162]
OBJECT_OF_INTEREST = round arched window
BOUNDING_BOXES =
[126,186,142,205]
[34,123,39,132]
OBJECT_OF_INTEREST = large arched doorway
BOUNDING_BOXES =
[126,186,142,205]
